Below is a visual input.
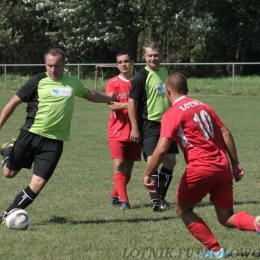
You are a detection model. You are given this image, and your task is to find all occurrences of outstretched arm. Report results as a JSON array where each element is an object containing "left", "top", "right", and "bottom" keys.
[
  {"left": 107, "top": 102, "right": 128, "bottom": 111},
  {"left": 128, "top": 97, "right": 140, "bottom": 143},
  {"left": 82, "top": 89, "right": 116, "bottom": 104},
  {"left": 0, "top": 95, "right": 23, "bottom": 131},
  {"left": 220, "top": 125, "right": 244, "bottom": 182}
]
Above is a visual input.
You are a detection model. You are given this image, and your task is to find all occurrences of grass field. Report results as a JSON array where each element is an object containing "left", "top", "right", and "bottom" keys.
[
  {"left": 2, "top": 74, "right": 260, "bottom": 96},
  {"left": 0, "top": 92, "right": 260, "bottom": 259}
]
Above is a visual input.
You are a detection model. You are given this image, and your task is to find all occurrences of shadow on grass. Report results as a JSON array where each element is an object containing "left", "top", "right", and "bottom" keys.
[
  {"left": 132, "top": 203, "right": 175, "bottom": 209},
  {"left": 196, "top": 200, "right": 259, "bottom": 208},
  {"left": 34, "top": 215, "right": 176, "bottom": 226},
  {"left": 34, "top": 201, "right": 259, "bottom": 226}
]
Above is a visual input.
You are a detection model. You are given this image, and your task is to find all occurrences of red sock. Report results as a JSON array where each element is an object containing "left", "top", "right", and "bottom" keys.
[
  {"left": 187, "top": 219, "right": 221, "bottom": 252},
  {"left": 111, "top": 176, "right": 131, "bottom": 198},
  {"left": 113, "top": 173, "right": 129, "bottom": 202},
  {"left": 233, "top": 211, "right": 255, "bottom": 231},
  {"left": 111, "top": 187, "right": 118, "bottom": 197}
]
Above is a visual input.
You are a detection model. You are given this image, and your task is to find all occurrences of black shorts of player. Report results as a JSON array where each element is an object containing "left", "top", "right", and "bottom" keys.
[
  {"left": 139, "top": 120, "right": 179, "bottom": 161},
  {"left": 7, "top": 130, "right": 63, "bottom": 181}
]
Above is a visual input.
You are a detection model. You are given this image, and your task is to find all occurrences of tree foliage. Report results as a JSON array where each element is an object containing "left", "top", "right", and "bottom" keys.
[{"left": 0, "top": 0, "right": 259, "bottom": 76}]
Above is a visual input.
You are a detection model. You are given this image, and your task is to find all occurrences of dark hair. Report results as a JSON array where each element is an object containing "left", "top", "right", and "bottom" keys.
[
  {"left": 142, "top": 42, "right": 162, "bottom": 54},
  {"left": 44, "top": 48, "right": 65, "bottom": 62},
  {"left": 116, "top": 50, "right": 134, "bottom": 61}
]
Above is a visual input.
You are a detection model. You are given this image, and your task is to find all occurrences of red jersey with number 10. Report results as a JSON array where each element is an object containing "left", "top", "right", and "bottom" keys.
[
  {"left": 160, "top": 96, "right": 232, "bottom": 178},
  {"left": 106, "top": 75, "right": 133, "bottom": 141}
]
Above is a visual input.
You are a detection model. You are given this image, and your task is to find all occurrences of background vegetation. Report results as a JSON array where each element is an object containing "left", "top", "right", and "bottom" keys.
[
  {"left": 0, "top": 0, "right": 260, "bottom": 77},
  {"left": 0, "top": 93, "right": 259, "bottom": 259}
]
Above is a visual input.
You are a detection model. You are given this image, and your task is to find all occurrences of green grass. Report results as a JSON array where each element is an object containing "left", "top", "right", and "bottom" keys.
[
  {"left": 188, "top": 76, "right": 260, "bottom": 95},
  {"left": 2, "top": 74, "right": 260, "bottom": 95},
  {"left": 0, "top": 93, "right": 260, "bottom": 259}
]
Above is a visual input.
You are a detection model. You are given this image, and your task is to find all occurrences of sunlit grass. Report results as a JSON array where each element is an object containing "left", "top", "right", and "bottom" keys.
[
  {"left": 2, "top": 74, "right": 260, "bottom": 96},
  {"left": 0, "top": 93, "right": 259, "bottom": 259}
]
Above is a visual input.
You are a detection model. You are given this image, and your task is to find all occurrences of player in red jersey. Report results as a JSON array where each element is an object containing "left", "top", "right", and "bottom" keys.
[
  {"left": 143, "top": 73, "right": 260, "bottom": 258},
  {"left": 106, "top": 51, "right": 141, "bottom": 210}
]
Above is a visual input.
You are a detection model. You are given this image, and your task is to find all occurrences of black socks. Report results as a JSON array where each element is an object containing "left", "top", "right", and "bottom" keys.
[
  {"left": 5, "top": 185, "right": 38, "bottom": 213},
  {"left": 158, "top": 166, "right": 173, "bottom": 199}
]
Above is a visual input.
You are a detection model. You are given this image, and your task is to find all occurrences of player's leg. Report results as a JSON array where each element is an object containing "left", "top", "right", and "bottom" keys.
[
  {"left": 1, "top": 134, "right": 63, "bottom": 224},
  {"left": 211, "top": 178, "right": 256, "bottom": 232},
  {"left": 109, "top": 141, "right": 122, "bottom": 206},
  {"left": 3, "top": 174, "right": 45, "bottom": 217},
  {"left": 175, "top": 172, "right": 226, "bottom": 258},
  {"left": 215, "top": 206, "right": 256, "bottom": 231},
  {"left": 117, "top": 159, "right": 135, "bottom": 210},
  {"left": 0, "top": 131, "right": 34, "bottom": 224},
  {"left": 140, "top": 121, "right": 162, "bottom": 211},
  {"left": 175, "top": 199, "right": 225, "bottom": 257},
  {"left": 146, "top": 154, "right": 161, "bottom": 211},
  {"left": 109, "top": 157, "right": 121, "bottom": 207},
  {"left": 1, "top": 138, "right": 21, "bottom": 178},
  {"left": 109, "top": 140, "right": 132, "bottom": 209},
  {"left": 2, "top": 164, "right": 20, "bottom": 178},
  {"left": 158, "top": 157, "right": 176, "bottom": 209},
  {"left": 1, "top": 130, "right": 38, "bottom": 176},
  {"left": 108, "top": 141, "right": 119, "bottom": 205},
  {"left": 112, "top": 159, "right": 130, "bottom": 198},
  {"left": 158, "top": 141, "right": 178, "bottom": 209},
  {"left": 116, "top": 142, "right": 141, "bottom": 210},
  {"left": 143, "top": 135, "right": 162, "bottom": 211}
]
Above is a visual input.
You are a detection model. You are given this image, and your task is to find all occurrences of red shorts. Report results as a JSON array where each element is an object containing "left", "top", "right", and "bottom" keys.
[
  {"left": 108, "top": 140, "right": 141, "bottom": 161},
  {"left": 176, "top": 170, "right": 233, "bottom": 208}
]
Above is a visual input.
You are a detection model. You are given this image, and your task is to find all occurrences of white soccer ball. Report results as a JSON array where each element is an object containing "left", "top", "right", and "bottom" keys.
[{"left": 6, "top": 209, "right": 30, "bottom": 230}]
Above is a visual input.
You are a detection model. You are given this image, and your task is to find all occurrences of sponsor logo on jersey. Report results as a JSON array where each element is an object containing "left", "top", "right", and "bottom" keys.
[
  {"left": 156, "top": 84, "right": 166, "bottom": 94},
  {"left": 51, "top": 88, "right": 72, "bottom": 97},
  {"left": 117, "top": 92, "right": 129, "bottom": 99}
]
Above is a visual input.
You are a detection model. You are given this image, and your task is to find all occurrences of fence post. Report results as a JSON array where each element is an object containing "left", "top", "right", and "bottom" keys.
[
  {"left": 232, "top": 64, "right": 235, "bottom": 94},
  {"left": 4, "top": 65, "right": 7, "bottom": 91}
]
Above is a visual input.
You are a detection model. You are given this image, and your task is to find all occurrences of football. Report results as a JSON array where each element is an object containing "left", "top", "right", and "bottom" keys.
[{"left": 5, "top": 209, "right": 30, "bottom": 230}]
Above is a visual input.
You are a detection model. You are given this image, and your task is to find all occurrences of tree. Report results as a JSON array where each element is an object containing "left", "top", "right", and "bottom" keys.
[
  {"left": 0, "top": 0, "right": 52, "bottom": 66},
  {"left": 188, "top": 0, "right": 260, "bottom": 75},
  {"left": 0, "top": 0, "right": 259, "bottom": 77}
]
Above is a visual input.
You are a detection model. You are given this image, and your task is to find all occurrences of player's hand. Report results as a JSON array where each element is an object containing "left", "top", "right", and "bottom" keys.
[
  {"left": 107, "top": 91, "right": 118, "bottom": 104},
  {"left": 143, "top": 175, "right": 156, "bottom": 193},
  {"left": 130, "top": 128, "right": 140, "bottom": 143},
  {"left": 232, "top": 163, "right": 244, "bottom": 182}
]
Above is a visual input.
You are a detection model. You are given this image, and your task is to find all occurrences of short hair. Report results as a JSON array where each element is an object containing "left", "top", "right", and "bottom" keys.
[
  {"left": 142, "top": 42, "right": 162, "bottom": 54},
  {"left": 44, "top": 48, "right": 65, "bottom": 62},
  {"left": 166, "top": 73, "right": 188, "bottom": 95},
  {"left": 116, "top": 50, "right": 134, "bottom": 61}
]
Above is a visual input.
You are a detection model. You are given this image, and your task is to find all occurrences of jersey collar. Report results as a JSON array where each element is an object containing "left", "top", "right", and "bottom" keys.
[{"left": 172, "top": 95, "right": 187, "bottom": 106}]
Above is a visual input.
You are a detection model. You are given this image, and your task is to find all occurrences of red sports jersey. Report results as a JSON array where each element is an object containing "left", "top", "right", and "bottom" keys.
[
  {"left": 160, "top": 96, "right": 232, "bottom": 178},
  {"left": 106, "top": 75, "right": 132, "bottom": 141}
]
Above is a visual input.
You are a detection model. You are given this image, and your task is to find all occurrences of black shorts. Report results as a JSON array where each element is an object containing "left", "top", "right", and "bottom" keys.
[
  {"left": 139, "top": 120, "right": 179, "bottom": 161},
  {"left": 7, "top": 130, "right": 63, "bottom": 181}
]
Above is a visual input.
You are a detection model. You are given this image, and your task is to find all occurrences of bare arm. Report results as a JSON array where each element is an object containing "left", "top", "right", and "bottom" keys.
[
  {"left": 143, "top": 137, "right": 172, "bottom": 191},
  {"left": 128, "top": 97, "right": 140, "bottom": 143},
  {"left": 82, "top": 89, "right": 115, "bottom": 104},
  {"left": 0, "top": 95, "right": 23, "bottom": 131},
  {"left": 108, "top": 102, "right": 128, "bottom": 111},
  {"left": 220, "top": 125, "right": 244, "bottom": 182}
]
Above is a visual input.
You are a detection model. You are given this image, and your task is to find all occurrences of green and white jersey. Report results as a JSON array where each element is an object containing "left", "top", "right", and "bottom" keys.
[
  {"left": 129, "top": 67, "right": 169, "bottom": 122},
  {"left": 16, "top": 72, "right": 88, "bottom": 141}
]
